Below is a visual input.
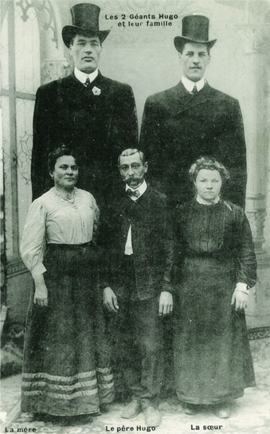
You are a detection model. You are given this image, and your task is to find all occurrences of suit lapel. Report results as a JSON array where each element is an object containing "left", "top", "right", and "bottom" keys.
[
  {"left": 118, "top": 183, "right": 152, "bottom": 213},
  {"left": 169, "top": 81, "right": 213, "bottom": 117},
  {"left": 137, "top": 184, "right": 152, "bottom": 202},
  {"left": 92, "top": 72, "right": 114, "bottom": 114},
  {"left": 62, "top": 73, "right": 88, "bottom": 97},
  {"left": 60, "top": 72, "right": 108, "bottom": 112}
]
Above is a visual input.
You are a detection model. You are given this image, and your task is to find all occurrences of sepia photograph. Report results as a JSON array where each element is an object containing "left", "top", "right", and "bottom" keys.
[{"left": 1, "top": 0, "right": 270, "bottom": 433}]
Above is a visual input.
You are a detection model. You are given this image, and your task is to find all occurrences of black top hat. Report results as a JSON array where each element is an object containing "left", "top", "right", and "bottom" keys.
[
  {"left": 174, "top": 15, "right": 216, "bottom": 52},
  {"left": 62, "top": 3, "right": 110, "bottom": 47}
]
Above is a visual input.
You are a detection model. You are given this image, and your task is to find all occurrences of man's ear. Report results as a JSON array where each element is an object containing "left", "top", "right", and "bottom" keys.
[{"left": 144, "top": 162, "right": 148, "bottom": 173}]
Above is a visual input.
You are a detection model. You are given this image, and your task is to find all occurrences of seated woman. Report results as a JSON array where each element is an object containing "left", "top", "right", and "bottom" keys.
[
  {"left": 20, "top": 146, "right": 114, "bottom": 424},
  {"left": 172, "top": 157, "right": 257, "bottom": 418}
]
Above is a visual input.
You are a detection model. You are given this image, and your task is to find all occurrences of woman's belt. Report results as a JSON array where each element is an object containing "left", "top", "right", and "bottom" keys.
[
  {"left": 45, "top": 241, "right": 101, "bottom": 272},
  {"left": 47, "top": 241, "right": 96, "bottom": 249}
]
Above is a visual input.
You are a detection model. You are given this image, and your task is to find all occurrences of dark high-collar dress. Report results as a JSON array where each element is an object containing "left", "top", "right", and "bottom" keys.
[{"left": 173, "top": 199, "right": 256, "bottom": 405}]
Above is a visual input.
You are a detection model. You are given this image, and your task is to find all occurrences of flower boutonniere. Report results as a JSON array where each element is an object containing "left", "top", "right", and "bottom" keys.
[{"left": 92, "top": 86, "right": 101, "bottom": 96}]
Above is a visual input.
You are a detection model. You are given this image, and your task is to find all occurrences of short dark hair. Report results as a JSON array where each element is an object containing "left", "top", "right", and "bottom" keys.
[
  {"left": 177, "top": 41, "right": 211, "bottom": 55},
  {"left": 69, "top": 32, "right": 101, "bottom": 47},
  {"left": 189, "top": 157, "right": 230, "bottom": 183},
  {"left": 48, "top": 145, "right": 77, "bottom": 173},
  {"left": 118, "top": 148, "right": 146, "bottom": 166}
]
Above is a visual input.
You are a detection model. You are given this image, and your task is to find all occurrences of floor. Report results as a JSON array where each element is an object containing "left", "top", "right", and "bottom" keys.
[{"left": 1, "top": 338, "right": 270, "bottom": 434}]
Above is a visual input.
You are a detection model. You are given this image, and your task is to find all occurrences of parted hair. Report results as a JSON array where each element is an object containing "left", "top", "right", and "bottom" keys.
[
  {"left": 48, "top": 145, "right": 77, "bottom": 173},
  {"left": 118, "top": 148, "right": 146, "bottom": 166},
  {"left": 189, "top": 157, "right": 230, "bottom": 183}
]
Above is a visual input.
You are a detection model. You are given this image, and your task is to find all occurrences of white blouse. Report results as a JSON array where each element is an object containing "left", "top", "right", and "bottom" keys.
[{"left": 20, "top": 188, "right": 99, "bottom": 278}]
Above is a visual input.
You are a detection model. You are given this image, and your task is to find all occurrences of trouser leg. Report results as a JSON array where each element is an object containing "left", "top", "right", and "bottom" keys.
[
  {"left": 129, "top": 297, "right": 164, "bottom": 409},
  {"left": 111, "top": 256, "right": 164, "bottom": 408}
]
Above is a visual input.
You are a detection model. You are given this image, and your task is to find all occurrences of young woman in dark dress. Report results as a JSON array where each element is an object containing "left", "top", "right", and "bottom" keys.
[
  {"left": 20, "top": 146, "right": 114, "bottom": 424},
  {"left": 173, "top": 157, "right": 257, "bottom": 418}
]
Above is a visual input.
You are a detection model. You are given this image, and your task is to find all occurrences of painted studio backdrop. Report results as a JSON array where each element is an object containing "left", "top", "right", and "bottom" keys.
[{"left": 1, "top": 0, "right": 270, "bottom": 339}]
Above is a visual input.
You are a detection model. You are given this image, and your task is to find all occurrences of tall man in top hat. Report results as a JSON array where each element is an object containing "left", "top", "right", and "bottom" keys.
[
  {"left": 140, "top": 15, "right": 247, "bottom": 208},
  {"left": 31, "top": 3, "right": 138, "bottom": 205}
]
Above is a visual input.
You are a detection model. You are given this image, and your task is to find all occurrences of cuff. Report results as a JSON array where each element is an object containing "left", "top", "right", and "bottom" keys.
[
  {"left": 235, "top": 282, "right": 249, "bottom": 295},
  {"left": 236, "top": 282, "right": 249, "bottom": 291},
  {"left": 162, "top": 281, "right": 173, "bottom": 294}
]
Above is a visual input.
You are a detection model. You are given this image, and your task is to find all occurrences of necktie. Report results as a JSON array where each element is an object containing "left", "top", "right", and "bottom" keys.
[
  {"left": 191, "top": 85, "right": 198, "bottom": 95},
  {"left": 84, "top": 77, "right": 91, "bottom": 89},
  {"left": 126, "top": 189, "right": 140, "bottom": 198}
]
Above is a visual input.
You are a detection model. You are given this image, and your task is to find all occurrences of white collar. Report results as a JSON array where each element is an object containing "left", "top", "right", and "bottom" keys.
[
  {"left": 182, "top": 76, "right": 206, "bottom": 93},
  {"left": 125, "top": 180, "right": 147, "bottom": 198},
  {"left": 196, "top": 194, "right": 220, "bottom": 205},
  {"left": 74, "top": 68, "right": 98, "bottom": 84}
]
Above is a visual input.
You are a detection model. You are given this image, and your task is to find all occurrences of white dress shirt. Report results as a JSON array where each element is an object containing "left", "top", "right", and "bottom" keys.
[
  {"left": 182, "top": 76, "right": 206, "bottom": 93},
  {"left": 125, "top": 180, "right": 147, "bottom": 255},
  {"left": 74, "top": 68, "right": 98, "bottom": 84},
  {"left": 20, "top": 188, "right": 99, "bottom": 278}
]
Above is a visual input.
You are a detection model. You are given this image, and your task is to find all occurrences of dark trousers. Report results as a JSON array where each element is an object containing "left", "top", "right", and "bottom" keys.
[{"left": 109, "top": 255, "right": 164, "bottom": 409}]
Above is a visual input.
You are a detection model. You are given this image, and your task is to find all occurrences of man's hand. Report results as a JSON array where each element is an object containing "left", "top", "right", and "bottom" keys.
[
  {"left": 231, "top": 289, "right": 248, "bottom": 310},
  {"left": 159, "top": 291, "right": 173, "bottom": 316},
  {"left": 33, "top": 274, "right": 48, "bottom": 307},
  {"left": 103, "top": 287, "right": 119, "bottom": 313}
]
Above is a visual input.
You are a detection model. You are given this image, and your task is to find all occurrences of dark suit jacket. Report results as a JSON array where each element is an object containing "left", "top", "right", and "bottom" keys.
[
  {"left": 140, "top": 81, "right": 247, "bottom": 208},
  {"left": 31, "top": 71, "right": 138, "bottom": 203},
  {"left": 100, "top": 185, "right": 173, "bottom": 301}
]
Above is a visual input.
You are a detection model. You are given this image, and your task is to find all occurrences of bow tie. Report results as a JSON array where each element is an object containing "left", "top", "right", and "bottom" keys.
[{"left": 126, "top": 189, "right": 140, "bottom": 198}]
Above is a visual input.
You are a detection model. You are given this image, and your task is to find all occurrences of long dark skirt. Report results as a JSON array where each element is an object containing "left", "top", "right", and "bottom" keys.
[
  {"left": 173, "top": 257, "right": 255, "bottom": 405},
  {"left": 21, "top": 243, "right": 114, "bottom": 416}
]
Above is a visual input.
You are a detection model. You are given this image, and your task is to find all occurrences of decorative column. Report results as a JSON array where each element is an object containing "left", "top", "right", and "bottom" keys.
[
  {"left": 35, "top": 0, "right": 71, "bottom": 84},
  {"left": 237, "top": 17, "right": 270, "bottom": 331},
  {"left": 239, "top": 25, "right": 270, "bottom": 269}
]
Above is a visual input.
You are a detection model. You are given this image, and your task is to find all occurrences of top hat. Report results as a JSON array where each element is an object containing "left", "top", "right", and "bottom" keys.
[
  {"left": 62, "top": 3, "right": 110, "bottom": 47},
  {"left": 174, "top": 15, "right": 216, "bottom": 52}
]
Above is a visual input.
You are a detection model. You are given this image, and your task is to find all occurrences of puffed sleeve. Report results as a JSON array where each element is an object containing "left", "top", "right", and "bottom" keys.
[
  {"left": 234, "top": 206, "right": 257, "bottom": 287},
  {"left": 20, "top": 199, "right": 47, "bottom": 279}
]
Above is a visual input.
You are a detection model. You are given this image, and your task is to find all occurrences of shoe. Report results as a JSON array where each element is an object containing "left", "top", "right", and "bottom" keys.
[
  {"left": 57, "top": 414, "right": 93, "bottom": 426},
  {"left": 79, "top": 414, "right": 94, "bottom": 425},
  {"left": 121, "top": 400, "right": 142, "bottom": 419},
  {"left": 143, "top": 406, "right": 162, "bottom": 427},
  {"left": 32, "top": 413, "right": 48, "bottom": 422},
  {"left": 183, "top": 403, "right": 199, "bottom": 415},
  {"left": 214, "top": 403, "right": 231, "bottom": 418},
  {"left": 99, "top": 404, "right": 110, "bottom": 413}
]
